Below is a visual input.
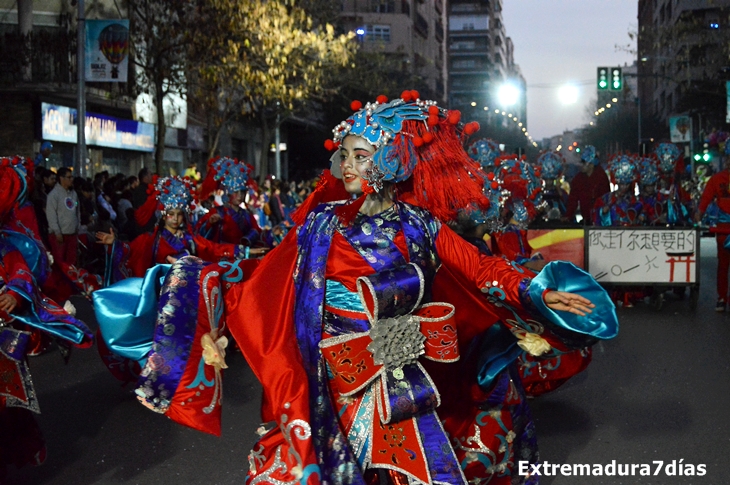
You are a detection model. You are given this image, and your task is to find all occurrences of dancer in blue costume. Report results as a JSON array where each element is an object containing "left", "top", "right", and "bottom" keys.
[{"left": 130, "top": 92, "right": 619, "bottom": 485}]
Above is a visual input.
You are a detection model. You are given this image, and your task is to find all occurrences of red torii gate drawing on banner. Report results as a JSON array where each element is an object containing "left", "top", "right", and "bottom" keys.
[{"left": 665, "top": 252, "right": 696, "bottom": 283}]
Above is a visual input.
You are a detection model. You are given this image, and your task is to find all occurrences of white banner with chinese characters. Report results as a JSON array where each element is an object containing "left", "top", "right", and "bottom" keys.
[{"left": 586, "top": 228, "right": 698, "bottom": 284}]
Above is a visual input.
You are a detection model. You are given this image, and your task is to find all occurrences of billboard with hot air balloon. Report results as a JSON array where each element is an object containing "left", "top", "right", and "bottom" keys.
[{"left": 85, "top": 20, "right": 130, "bottom": 82}]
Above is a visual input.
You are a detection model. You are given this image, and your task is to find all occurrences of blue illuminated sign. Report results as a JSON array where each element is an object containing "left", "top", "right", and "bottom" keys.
[{"left": 41, "top": 102, "right": 156, "bottom": 152}]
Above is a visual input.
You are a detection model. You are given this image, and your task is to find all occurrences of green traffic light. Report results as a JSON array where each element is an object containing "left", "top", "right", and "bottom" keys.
[
  {"left": 703, "top": 153, "right": 711, "bottom": 162},
  {"left": 694, "top": 154, "right": 702, "bottom": 161},
  {"left": 599, "top": 81, "right": 607, "bottom": 88},
  {"left": 613, "top": 81, "right": 620, "bottom": 89},
  {"left": 575, "top": 147, "right": 581, "bottom": 153}
]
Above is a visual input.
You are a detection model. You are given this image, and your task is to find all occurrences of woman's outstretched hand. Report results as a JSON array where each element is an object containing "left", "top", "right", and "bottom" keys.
[
  {"left": 544, "top": 290, "right": 595, "bottom": 316},
  {"left": 95, "top": 227, "right": 115, "bottom": 245}
]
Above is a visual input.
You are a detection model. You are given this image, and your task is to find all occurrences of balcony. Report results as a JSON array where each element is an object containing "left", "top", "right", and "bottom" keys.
[{"left": 414, "top": 12, "right": 429, "bottom": 38}]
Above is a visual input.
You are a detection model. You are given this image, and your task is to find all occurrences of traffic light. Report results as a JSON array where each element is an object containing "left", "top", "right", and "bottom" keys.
[
  {"left": 597, "top": 67, "right": 609, "bottom": 90},
  {"left": 610, "top": 67, "right": 623, "bottom": 91}
]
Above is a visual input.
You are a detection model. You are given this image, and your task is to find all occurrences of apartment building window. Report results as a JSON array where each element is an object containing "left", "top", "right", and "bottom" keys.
[
  {"left": 494, "top": 35, "right": 502, "bottom": 46},
  {"left": 365, "top": 24, "right": 391, "bottom": 42},
  {"left": 453, "top": 59, "right": 477, "bottom": 69},
  {"left": 451, "top": 40, "right": 476, "bottom": 50},
  {"left": 449, "top": 15, "right": 488, "bottom": 31},
  {"left": 371, "top": 0, "right": 395, "bottom": 13}
]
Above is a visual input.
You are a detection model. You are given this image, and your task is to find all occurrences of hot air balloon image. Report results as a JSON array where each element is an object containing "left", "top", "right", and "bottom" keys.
[{"left": 98, "top": 23, "right": 129, "bottom": 79}]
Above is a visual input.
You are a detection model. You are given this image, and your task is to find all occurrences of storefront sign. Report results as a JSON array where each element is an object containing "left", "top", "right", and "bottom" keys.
[{"left": 41, "top": 102, "right": 155, "bottom": 152}]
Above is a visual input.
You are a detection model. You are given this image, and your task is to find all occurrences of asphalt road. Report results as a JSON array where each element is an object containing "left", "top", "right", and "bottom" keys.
[{"left": 5, "top": 236, "right": 729, "bottom": 485}]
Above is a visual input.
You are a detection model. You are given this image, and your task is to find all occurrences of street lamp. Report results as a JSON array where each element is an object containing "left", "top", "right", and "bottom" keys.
[
  {"left": 497, "top": 84, "right": 520, "bottom": 107},
  {"left": 558, "top": 85, "right": 579, "bottom": 105}
]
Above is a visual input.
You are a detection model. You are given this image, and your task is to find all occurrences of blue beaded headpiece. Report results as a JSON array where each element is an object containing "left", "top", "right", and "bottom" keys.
[
  {"left": 608, "top": 155, "right": 638, "bottom": 185},
  {"left": 467, "top": 138, "right": 501, "bottom": 172},
  {"left": 493, "top": 156, "right": 545, "bottom": 228},
  {"left": 329, "top": 98, "right": 432, "bottom": 183},
  {"left": 211, "top": 157, "right": 252, "bottom": 193},
  {"left": 536, "top": 151, "right": 565, "bottom": 180},
  {"left": 156, "top": 176, "right": 193, "bottom": 211},
  {"left": 654, "top": 143, "right": 680, "bottom": 174},
  {"left": 581, "top": 145, "right": 599, "bottom": 166},
  {"left": 638, "top": 157, "right": 659, "bottom": 185}
]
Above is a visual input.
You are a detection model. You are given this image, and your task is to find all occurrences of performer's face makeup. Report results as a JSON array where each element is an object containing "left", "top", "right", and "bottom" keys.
[
  {"left": 229, "top": 190, "right": 244, "bottom": 207},
  {"left": 339, "top": 135, "right": 375, "bottom": 195},
  {"left": 165, "top": 209, "right": 185, "bottom": 231}
]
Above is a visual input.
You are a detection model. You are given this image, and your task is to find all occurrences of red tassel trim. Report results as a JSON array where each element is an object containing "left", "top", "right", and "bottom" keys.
[{"left": 334, "top": 193, "right": 367, "bottom": 226}]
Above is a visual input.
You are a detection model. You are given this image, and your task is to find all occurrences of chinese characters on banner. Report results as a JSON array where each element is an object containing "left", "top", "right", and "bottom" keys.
[{"left": 587, "top": 228, "right": 697, "bottom": 284}]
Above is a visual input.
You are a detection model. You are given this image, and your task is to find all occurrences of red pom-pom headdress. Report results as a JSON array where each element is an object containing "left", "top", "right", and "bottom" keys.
[{"left": 322, "top": 92, "right": 488, "bottom": 225}]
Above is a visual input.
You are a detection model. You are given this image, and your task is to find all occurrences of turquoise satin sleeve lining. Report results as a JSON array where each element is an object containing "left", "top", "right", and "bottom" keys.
[
  {"left": 93, "top": 264, "right": 170, "bottom": 362},
  {"left": 528, "top": 261, "right": 618, "bottom": 340},
  {"left": 325, "top": 280, "right": 364, "bottom": 312}
]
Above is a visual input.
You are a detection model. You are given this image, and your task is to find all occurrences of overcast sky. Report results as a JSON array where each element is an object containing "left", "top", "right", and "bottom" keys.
[{"left": 502, "top": 0, "right": 638, "bottom": 141}]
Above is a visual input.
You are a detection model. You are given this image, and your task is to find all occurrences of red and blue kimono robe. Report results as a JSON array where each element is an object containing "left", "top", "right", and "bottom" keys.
[
  {"left": 128, "top": 200, "right": 616, "bottom": 485},
  {"left": 195, "top": 205, "right": 262, "bottom": 247},
  {"left": 1, "top": 235, "right": 93, "bottom": 471},
  {"left": 592, "top": 191, "right": 643, "bottom": 227}
]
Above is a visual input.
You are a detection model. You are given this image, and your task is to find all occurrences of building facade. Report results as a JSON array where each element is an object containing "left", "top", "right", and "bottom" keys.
[
  {"left": 638, "top": 0, "right": 730, "bottom": 142},
  {"left": 338, "top": 0, "right": 447, "bottom": 102},
  {"left": 446, "top": 0, "right": 527, "bottom": 148}
]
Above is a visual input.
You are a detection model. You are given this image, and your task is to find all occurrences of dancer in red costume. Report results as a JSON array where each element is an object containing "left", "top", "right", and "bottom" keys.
[
  {"left": 132, "top": 93, "right": 618, "bottom": 485},
  {"left": 95, "top": 176, "right": 266, "bottom": 284},
  {"left": 195, "top": 157, "right": 264, "bottom": 247},
  {"left": 0, "top": 156, "right": 93, "bottom": 479}
]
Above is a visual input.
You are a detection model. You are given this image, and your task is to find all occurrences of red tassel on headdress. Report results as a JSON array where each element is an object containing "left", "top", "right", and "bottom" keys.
[
  {"left": 290, "top": 169, "right": 350, "bottom": 226},
  {"left": 393, "top": 119, "right": 489, "bottom": 222}
]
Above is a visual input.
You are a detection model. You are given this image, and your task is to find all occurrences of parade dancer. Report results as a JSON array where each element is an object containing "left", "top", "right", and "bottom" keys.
[
  {"left": 488, "top": 155, "right": 548, "bottom": 272},
  {"left": 565, "top": 145, "right": 611, "bottom": 224},
  {"left": 536, "top": 151, "right": 568, "bottom": 222},
  {"left": 195, "top": 157, "right": 265, "bottom": 247},
  {"left": 132, "top": 92, "right": 618, "bottom": 485},
  {"left": 92, "top": 176, "right": 265, "bottom": 383},
  {"left": 0, "top": 156, "right": 93, "bottom": 478},
  {"left": 467, "top": 137, "right": 501, "bottom": 174},
  {"left": 655, "top": 143, "right": 693, "bottom": 226}
]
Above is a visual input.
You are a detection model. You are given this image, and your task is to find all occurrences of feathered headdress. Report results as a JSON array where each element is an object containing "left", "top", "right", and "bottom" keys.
[
  {"left": 467, "top": 138, "right": 501, "bottom": 172},
  {"left": 134, "top": 176, "right": 195, "bottom": 227},
  {"left": 536, "top": 151, "right": 565, "bottom": 180},
  {"left": 324, "top": 90, "right": 483, "bottom": 225},
  {"left": 0, "top": 155, "right": 33, "bottom": 220},
  {"left": 607, "top": 155, "right": 638, "bottom": 185},
  {"left": 492, "top": 155, "right": 546, "bottom": 229}
]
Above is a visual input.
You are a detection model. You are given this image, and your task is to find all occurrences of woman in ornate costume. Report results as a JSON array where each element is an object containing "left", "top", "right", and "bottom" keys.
[
  {"left": 0, "top": 156, "right": 93, "bottom": 478},
  {"left": 487, "top": 155, "right": 548, "bottom": 272},
  {"left": 93, "top": 176, "right": 265, "bottom": 383},
  {"left": 592, "top": 155, "right": 642, "bottom": 227},
  {"left": 195, "top": 157, "right": 264, "bottom": 247},
  {"left": 96, "top": 176, "right": 265, "bottom": 284},
  {"left": 134, "top": 92, "right": 618, "bottom": 485},
  {"left": 536, "top": 151, "right": 568, "bottom": 222}
]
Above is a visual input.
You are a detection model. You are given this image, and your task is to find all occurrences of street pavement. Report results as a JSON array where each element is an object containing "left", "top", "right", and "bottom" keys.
[{"left": 5, "top": 236, "right": 729, "bottom": 485}]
